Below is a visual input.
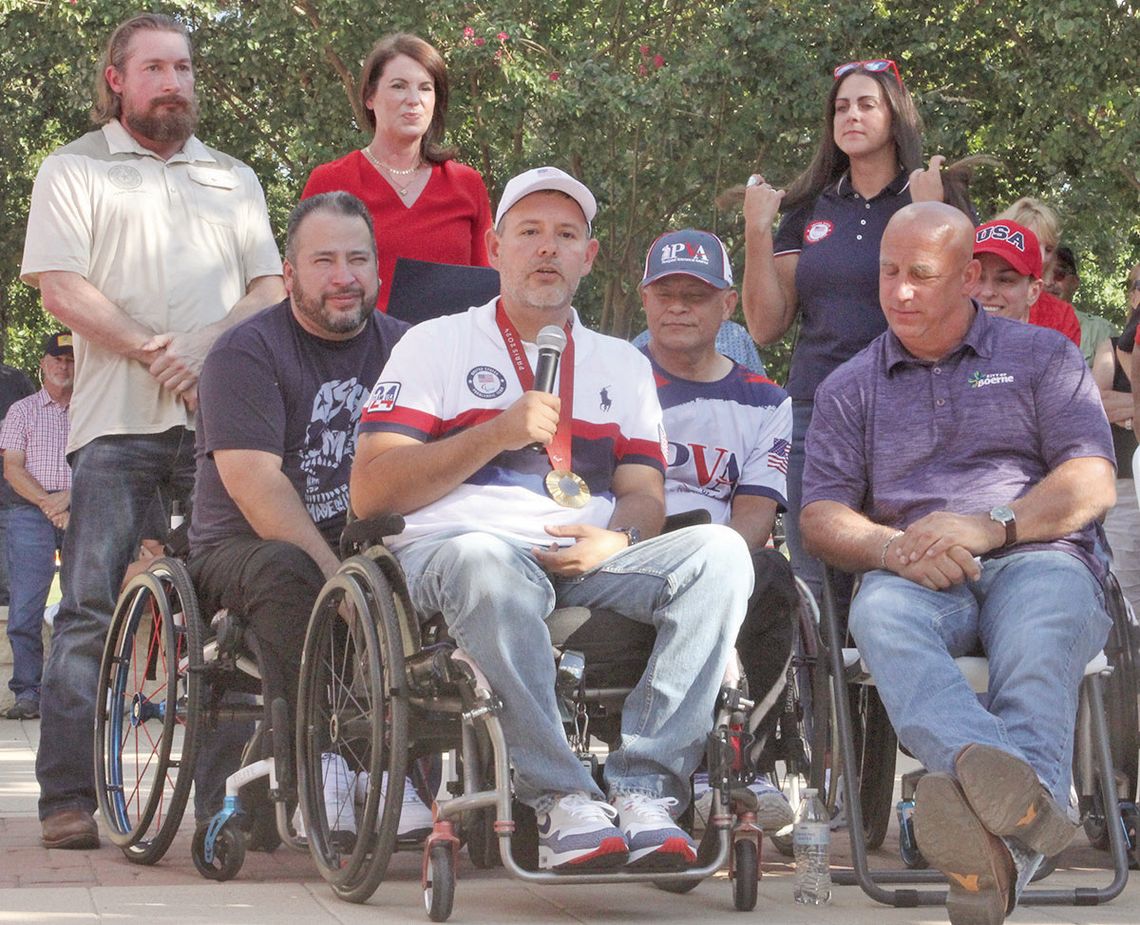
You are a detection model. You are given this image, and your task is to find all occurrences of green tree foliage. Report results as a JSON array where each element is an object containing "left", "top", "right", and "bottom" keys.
[{"left": 1, "top": 0, "right": 1137, "bottom": 381}]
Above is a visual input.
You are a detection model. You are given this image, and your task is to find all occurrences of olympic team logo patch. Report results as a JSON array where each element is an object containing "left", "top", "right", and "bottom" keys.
[
  {"left": 467, "top": 366, "right": 507, "bottom": 399},
  {"left": 364, "top": 381, "right": 400, "bottom": 413},
  {"left": 804, "top": 220, "right": 834, "bottom": 244}
]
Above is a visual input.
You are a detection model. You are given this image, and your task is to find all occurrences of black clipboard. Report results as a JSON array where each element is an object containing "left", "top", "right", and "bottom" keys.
[{"left": 386, "top": 257, "right": 501, "bottom": 324}]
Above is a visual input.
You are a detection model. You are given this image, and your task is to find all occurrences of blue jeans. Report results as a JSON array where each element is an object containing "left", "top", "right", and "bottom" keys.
[
  {"left": 850, "top": 551, "right": 1111, "bottom": 802},
  {"left": 36, "top": 428, "right": 196, "bottom": 820},
  {"left": 2, "top": 505, "right": 64, "bottom": 702},
  {"left": 396, "top": 524, "right": 752, "bottom": 808}
]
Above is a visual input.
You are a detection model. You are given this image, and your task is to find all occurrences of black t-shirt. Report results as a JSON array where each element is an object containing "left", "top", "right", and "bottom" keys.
[
  {"left": 0, "top": 364, "right": 36, "bottom": 509},
  {"left": 189, "top": 300, "right": 407, "bottom": 551}
]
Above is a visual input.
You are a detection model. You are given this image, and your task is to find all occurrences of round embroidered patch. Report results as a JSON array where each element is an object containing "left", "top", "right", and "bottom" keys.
[
  {"left": 466, "top": 366, "right": 507, "bottom": 399},
  {"left": 108, "top": 165, "right": 143, "bottom": 190},
  {"left": 804, "top": 220, "right": 834, "bottom": 244}
]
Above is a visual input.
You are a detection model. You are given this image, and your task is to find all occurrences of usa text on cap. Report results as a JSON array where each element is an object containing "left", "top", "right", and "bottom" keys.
[{"left": 974, "top": 220, "right": 1042, "bottom": 279}]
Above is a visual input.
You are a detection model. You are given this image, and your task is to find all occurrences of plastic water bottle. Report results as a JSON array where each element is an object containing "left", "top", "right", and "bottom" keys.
[{"left": 793, "top": 787, "right": 832, "bottom": 904}]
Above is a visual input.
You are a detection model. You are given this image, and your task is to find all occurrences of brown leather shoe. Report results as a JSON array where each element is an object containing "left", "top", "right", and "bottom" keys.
[
  {"left": 955, "top": 744, "right": 1077, "bottom": 857},
  {"left": 42, "top": 809, "right": 101, "bottom": 850},
  {"left": 914, "top": 773, "right": 1013, "bottom": 925}
]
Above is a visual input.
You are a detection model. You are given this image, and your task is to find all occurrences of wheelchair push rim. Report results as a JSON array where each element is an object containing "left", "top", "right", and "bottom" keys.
[{"left": 95, "top": 557, "right": 203, "bottom": 863}]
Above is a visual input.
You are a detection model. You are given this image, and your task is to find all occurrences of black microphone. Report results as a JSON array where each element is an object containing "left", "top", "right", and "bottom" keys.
[
  {"left": 533, "top": 325, "right": 567, "bottom": 393},
  {"left": 530, "top": 325, "right": 567, "bottom": 451}
]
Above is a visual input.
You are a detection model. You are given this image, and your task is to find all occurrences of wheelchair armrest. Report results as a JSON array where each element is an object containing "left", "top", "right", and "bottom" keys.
[
  {"left": 662, "top": 509, "right": 712, "bottom": 533},
  {"left": 339, "top": 512, "right": 406, "bottom": 558}
]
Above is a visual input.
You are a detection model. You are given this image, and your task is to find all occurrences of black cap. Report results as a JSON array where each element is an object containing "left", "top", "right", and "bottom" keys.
[{"left": 42, "top": 332, "right": 74, "bottom": 357}]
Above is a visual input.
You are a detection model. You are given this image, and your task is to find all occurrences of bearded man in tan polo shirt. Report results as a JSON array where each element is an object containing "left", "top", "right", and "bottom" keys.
[{"left": 20, "top": 12, "right": 284, "bottom": 849}]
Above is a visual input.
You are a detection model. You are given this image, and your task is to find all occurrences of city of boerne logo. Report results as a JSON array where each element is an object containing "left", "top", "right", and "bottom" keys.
[
  {"left": 804, "top": 220, "right": 833, "bottom": 244},
  {"left": 968, "top": 370, "right": 1015, "bottom": 389},
  {"left": 467, "top": 365, "right": 507, "bottom": 399},
  {"left": 659, "top": 241, "right": 709, "bottom": 266}
]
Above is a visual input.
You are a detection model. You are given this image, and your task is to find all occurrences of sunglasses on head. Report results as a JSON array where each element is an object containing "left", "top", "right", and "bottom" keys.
[{"left": 834, "top": 59, "right": 903, "bottom": 88}]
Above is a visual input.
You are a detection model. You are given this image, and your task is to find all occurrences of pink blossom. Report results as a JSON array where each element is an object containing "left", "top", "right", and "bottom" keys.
[
  {"left": 494, "top": 49, "right": 503, "bottom": 61},
  {"left": 463, "top": 26, "right": 475, "bottom": 38},
  {"left": 549, "top": 71, "right": 561, "bottom": 81},
  {"left": 653, "top": 54, "right": 665, "bottom": 68},
  {"left": 474, "top": 37, "right": 486, "bottom": 46},
  {"left": 640, "top": 45, "right": 650, "bottom": 56},
  {"left": 497, "top": 32, "right": 509, "bottom": 41},
  {"left": 638, "top": 63, "right": 648, "bottom": 76}
]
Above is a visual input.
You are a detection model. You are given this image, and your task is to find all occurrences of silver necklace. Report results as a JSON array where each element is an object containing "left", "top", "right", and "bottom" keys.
[{"left": 361, "top": 147, "right": 422, "bottom": 196}]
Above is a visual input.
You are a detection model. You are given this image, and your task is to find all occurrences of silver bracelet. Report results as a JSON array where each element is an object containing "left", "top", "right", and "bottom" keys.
[{"left": 880, "top": 530, "right": 904, "bottom": 570}]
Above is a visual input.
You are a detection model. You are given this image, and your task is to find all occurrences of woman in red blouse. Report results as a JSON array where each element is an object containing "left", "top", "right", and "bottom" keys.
[{"left": 302, "top": 33, "right": 493, "bottom": 312}]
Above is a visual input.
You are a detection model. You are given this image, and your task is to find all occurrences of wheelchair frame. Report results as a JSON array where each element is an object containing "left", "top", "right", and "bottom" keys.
[
  {"left": 293, "top": 518, "right": 769, "bottom": 920},
  {"left": 817, "top": 564, "right": 1134, "bottom": 909}
]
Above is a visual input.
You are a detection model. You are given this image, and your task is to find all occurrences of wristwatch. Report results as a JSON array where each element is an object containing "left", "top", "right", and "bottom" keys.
[
  {"left": 988, "top": 505, "right": 1016, "bottom": 546},
  {"left": 615, "top": 526, "right": 641, "bottom": 547}
]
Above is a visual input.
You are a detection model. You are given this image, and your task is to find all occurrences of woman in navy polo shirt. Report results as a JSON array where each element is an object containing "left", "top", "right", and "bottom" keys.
[{"left": 739, "top": 59, "right": 978, "bottom": 599}]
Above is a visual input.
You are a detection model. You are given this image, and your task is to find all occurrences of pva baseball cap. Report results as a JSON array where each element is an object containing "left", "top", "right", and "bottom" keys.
[
  {"left": 495, "top": 166, "right": 597, "bottom": 229},
  {"left": 974, "top": 220, "right": 1042, "bottom": 279},
  {"left": 641, "top": 229, "right": 734, "bottom": 289},
  {"left": 42, "top": 332, "right": 74, "bottom": 357}
]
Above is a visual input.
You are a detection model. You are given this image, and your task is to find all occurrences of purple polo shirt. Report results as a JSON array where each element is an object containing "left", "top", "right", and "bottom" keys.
[
  {"left": 802, "top": 304, "right": 1114, "bottom": 578},
  {"left": 774, "top": 170, "right": 911, "bottom": 400}
]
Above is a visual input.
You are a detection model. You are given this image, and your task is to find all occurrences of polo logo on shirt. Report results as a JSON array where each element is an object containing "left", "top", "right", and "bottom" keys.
[
  {"left": 108, "top": 165, "right": 142, "bottom": 190},
  {"left": 968, "top": 371, "right": 1015, "bottom": 388},
  {"left": 364, "top": 381, "right": 400, "bottom": 412},
  {"left": 804, "top": 220, "right": 834, "bottom": 244},
  {"left": 467, "top": 365, "right": 507, "bottom": 399}
]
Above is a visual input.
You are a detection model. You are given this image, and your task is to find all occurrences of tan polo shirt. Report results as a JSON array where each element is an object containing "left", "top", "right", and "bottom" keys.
[{"left": 21, "top": 121, "right": 282, "bottom": 454}]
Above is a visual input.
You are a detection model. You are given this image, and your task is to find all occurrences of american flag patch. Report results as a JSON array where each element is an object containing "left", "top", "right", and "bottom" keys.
[{"left": 768, "top": 437, "right": 790, "bottom": 474}]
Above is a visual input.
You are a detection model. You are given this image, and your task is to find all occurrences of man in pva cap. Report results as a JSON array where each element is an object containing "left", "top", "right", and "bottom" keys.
[
  {"left": 638, "top": 228, "right": 797, "bottom": 836},
  {"left": 352, "top": 167, "right": 752, "bottom": 872}
]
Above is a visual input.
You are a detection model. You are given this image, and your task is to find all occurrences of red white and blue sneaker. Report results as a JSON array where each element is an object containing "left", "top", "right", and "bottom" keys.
[
  {"left": 536, "top": 792, "right": 629, "bottom": 872},
  {"left": 612, "top": 793, "right": 697, "bottom": 870}
]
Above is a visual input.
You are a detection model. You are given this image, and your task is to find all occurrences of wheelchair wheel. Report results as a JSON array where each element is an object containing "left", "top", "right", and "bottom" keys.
[
  {"left": 297, "top": 554, "right": 409, "bottom": 903},
  {"left": 95, "top": 557, "right": 203, "bottom": 865},
  {"left": 424, "top": 842, "right": 456, "bottom": 922},
  {"left": 1083, "top": 574, "right": 1140, "bottom": 849},
  {"left": 732, "top": 838, "right": 759, "bottom": 911},
  {"left": 854, "top": 685, "right": 897, "bottom": 850},
  {"left": 192, "top": 819, "right": 245, "bottom": 881}
]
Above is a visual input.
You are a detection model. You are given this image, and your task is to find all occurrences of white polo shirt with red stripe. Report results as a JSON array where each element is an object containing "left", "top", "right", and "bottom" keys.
[{"left": 359, "top": 299, "right": 666, "bottom": 549}]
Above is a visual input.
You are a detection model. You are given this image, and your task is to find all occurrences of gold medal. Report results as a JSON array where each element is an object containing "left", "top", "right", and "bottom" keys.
[{"left": 545, "top": 469, "right": 591, "bottom": 509}]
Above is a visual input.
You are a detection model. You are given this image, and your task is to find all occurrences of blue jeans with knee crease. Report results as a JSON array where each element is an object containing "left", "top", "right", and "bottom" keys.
[
  {"left": 396, "top": 524, "right": 752, "bottom": 808},
  {"left": 850, "top": 551, "right": 1111, "bottom": 802}
]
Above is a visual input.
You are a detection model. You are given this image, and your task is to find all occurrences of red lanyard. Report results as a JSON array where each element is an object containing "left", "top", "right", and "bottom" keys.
[{"left": 495, "top": 301, "right": 575, "bottom": 471}]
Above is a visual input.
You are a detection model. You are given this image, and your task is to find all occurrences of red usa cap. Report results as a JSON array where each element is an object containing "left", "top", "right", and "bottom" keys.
[{"left": 974, "top": 220, "right": 1042, "bottom": 279}]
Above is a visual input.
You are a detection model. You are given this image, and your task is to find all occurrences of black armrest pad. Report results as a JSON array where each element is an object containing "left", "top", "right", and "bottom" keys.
[
  {"left": 340, "top": 513, "right": 406, "bottom": 555},
  {"left": 663, "top": 509, "right": 712, "bottom": 533}
]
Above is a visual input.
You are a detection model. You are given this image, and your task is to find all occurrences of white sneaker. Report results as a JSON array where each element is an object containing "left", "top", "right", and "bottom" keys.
[
  {"left": 612, "top": 793, "right": 696, "bottom": 870},
  {"left": 536, "top": 792, "right": 628, "bottom": 871},
  {"left": 321, "top": 752, "right": 357, "bottom": 836},
  {"left": 353, "top": 771, "right": 434, "bottom": 838},
  {"left": 747, "top": 776, "right": 795, "bottom": 832}
]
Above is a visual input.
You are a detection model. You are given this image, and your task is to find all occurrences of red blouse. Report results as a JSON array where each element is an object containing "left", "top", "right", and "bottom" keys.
[{"left": 302, "top": 151, "right": 493, "bottom": 312}]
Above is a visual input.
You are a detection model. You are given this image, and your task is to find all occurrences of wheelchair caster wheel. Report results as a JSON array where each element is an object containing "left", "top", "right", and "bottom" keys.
[
  {"left": 1122, "top": 801, "right": 1140, "bottom": 870},
  {"left": 192, "top": 820, "right": 245, "bottom": 881},
  {"left": 897, "top": 800, "right": 928, "bottom": 870},
  {"left": 424, "top": 843, "right": 455, "bottom": 922},
  {"left": 732, "top": 839, "right": 759, "bottom": 911}
]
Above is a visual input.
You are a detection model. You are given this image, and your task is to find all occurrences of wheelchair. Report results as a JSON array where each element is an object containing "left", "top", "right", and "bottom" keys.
[
  {"left": 291, "top": 514, "right": 773, "bottom": 920},
  {"left": 812, "top": 562, "right": 1136, "bottom": 909},
  {"left": 94, "top": 554, "right": 307, "bottom": 877}
]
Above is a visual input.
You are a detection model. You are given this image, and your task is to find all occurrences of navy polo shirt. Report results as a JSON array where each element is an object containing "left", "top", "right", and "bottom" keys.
[
  {"left": 802, "top": 304, "right": 1114, "bottom": 579},
  {"left": 774, "top": 170, "right": 912, "bottom": 401}
]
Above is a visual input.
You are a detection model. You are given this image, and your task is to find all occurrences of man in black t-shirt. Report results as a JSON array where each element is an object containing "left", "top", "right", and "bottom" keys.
[{"left": 187, "top": 192, "right": 405, "bottom": 820}]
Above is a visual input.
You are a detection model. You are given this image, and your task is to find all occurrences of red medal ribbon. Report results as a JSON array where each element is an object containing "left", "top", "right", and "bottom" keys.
[{"left": 494, "top": 300, "right": 575, "bottom": 471}]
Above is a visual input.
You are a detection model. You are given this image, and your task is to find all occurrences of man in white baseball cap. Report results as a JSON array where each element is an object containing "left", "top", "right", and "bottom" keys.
[{"left": 352, "top": 167, "right": 751, "bottom": 873}]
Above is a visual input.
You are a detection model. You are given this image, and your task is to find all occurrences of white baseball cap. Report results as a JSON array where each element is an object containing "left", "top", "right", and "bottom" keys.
[{"left": 494, "top": 166, "right": 597, "bottom": 229}]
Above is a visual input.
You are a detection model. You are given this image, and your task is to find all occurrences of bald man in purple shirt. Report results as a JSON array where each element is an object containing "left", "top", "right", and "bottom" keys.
[{"left": 800, "top": 202, "right": 1115, "bottom": 925}]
